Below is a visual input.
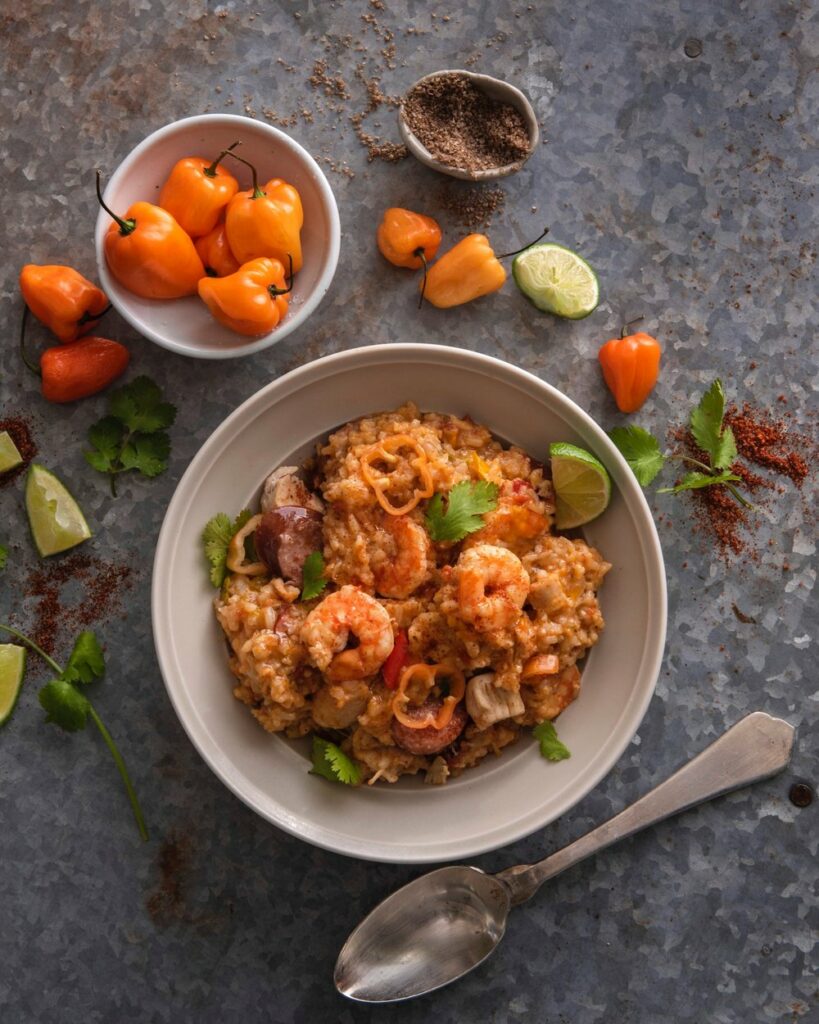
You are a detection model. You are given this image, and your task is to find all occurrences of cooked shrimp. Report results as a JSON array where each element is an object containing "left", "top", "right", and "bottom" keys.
[
  {"left": 301, "top": 585, "right": 394, "bottom": 681},
  {"left": 373, "top": 515, "right": 431, "bottom": 599},
  {"left": 456, "top": 543, "right": 529, "bottom": 632}
]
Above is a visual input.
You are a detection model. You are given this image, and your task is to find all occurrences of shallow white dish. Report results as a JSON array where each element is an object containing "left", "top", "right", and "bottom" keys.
[
  {"left": 152, "top": 345, "right": 666, "bottom": 863},
  {"left": 94, "top": 114, "right": 340, "bottom": 359}
]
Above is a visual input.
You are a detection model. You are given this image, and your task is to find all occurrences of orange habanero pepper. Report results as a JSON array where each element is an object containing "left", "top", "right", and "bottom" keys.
[
  {"left": 96, "top": 171, "right": 205, "bottom": 299},
  {"left": 19, "top": 264, "right": 109, "bottom": 343},
  {"left": 40, "top": 337, "right": 130, "bottom": 403},
  {"left": 224, "top": 154, "right": 303, "bottom": 273},
  {"left": 377, "top": 208, "right": 441, "bottom": 269},
  {"left": 195, "top": 216, "right": 241, "bottom": 278},
  {"left": 198, "top": 257, "right": 292, "bottom": 337},
  {"left": 598, "top": 319, "right": 662, "bottom": 413},
  {"left": 422, "top": 234, "right": 506, "bottom": 308},
  {"left": 158, "top": 141, "right": 240, "bottom": 238}
]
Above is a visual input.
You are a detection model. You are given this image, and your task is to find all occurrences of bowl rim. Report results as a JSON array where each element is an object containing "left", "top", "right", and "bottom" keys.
[
  {"left": 151, "top": 343, "right": 667, "bottom": 862},
  {"left": 398, "top": 69, "right": 540, "bottom": 182},
  {"left": 94, "top": 113, "right": 341, "bottom": 360}
]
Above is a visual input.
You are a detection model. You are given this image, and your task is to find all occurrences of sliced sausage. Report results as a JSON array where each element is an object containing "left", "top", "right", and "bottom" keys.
[
  {"left": 391, "top": 700, "right": 468, "bottom": 755},
  {"left": 255, "top": 506, "right": 323, "bottom": 585}
]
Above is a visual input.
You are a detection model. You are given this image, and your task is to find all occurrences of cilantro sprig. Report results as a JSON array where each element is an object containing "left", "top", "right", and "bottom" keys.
[
  {"left": 425, "top": 479, "right": 499, "bottom": 542},
  {"left": 85, "top": 376, "right": 177, "bottom": 497},
  {"left": 609, "top": 379, "right": 751, "bottom": 507},
  {"left": 202, "top": 509, "right": 252, "bottom": 587},
  {"left": 533, "top": 719, "right": 571, "bottom": 762},
  {"left": 0, "top": 623, "right": 147, "bottom": 841},
  {"left": 301, "top": 551, "right": 328, "bottom": 601},
  {"left": 310, "top": 735, "right": 362, "bottom": 785}
]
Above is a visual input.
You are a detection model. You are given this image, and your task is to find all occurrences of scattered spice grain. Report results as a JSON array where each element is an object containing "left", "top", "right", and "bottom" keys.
[
  {"left": 0, "top": 416, "right": 37, "bottom": 487},
  {"left": 402, "top": 72, "right": 532, "bottom": 172},
  {"left": 436, "top": 183, "right": 507, "bottom": 228}
]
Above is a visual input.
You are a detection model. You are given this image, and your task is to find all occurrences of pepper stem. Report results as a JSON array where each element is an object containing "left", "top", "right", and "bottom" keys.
[
  {"left": 95, "top": 170, "right": 135, "bottom": 235},
  {"left": 268, "top": 254, "right": 295, "bottom": 296},
  {"left": 497, "top": 226, "right": 550, "bottom": 260},
  {"left": 416, "top": 248, "right": 429, "bottom": 309},
  {"left": 19, "top": 306, "right": 42, "bottom": 378},
  {"left": 224, "top": 150, "right": 264, "bottom": 198},
  {"left": 621, "top": 315, "right": 645, "bottom": 338},
  {"left": 204, "top": 139, "right": 242, "bottom": 178}
]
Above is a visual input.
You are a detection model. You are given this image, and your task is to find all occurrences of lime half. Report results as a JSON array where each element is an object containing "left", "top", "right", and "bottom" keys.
[
  {"left": 550, "top": 442, "right": 611, "bottom": 529},
  {"left": 25, "top": 464, "right": 92, "bottom": 557},
  {"left": 0, "top": 431, "right": 23, "bottom": 474},
  {"left": 0, "top": 644, "right": 26, "bottom": 727},
  {"left": 513, "top": 243, "right": 599, "bottom": 319}
]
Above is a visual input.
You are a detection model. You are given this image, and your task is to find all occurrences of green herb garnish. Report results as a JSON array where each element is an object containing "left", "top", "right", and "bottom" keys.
[
  {"left": 301, "top": 551, "right": 328, "bottom": 601},
  {"left": 532, "top": 719, "right": 571, "bottom": 762},
  {"left": 85, "top": 376, "right": 177, "bottom": 496},
  {"left": 424, "top": 479, "right": 499, "bottom": 542},
  {"left": 609, "top": 378, "right": 751, "bottom": 507},
  {"left": 607, "top": 426, "right": 665, "bottom": 486},
  {"left": 202, "top": 509, "right": 253, "bottom": 588},
  {"left": 309, "top": 735, "right": 362, "bottom": 785},
  {"left": 0, "top": 624, "right": 147, "bottom": 840},
  {"left": 0, "top": 544, "right": 7, "bottom": 571}
]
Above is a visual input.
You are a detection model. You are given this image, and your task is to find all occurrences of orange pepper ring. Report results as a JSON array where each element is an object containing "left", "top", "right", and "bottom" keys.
[
  {"left": 360, "top": 434, "right": 434, "bottom": 516},
  {"left": 392, "top": 662, "right": 466, "bottom": 730}
]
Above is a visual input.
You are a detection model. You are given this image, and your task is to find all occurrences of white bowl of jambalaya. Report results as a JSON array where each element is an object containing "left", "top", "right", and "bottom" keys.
[{"left": 152, "top": 345, "right": 666, "bottom": 863}]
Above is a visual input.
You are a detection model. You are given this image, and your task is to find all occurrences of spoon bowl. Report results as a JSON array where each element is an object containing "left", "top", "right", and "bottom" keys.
[{"left": 334, "top": 866, "right": 511, "bottom": 1003}]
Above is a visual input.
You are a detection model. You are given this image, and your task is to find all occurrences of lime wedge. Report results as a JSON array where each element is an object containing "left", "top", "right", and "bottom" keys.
[
  {"left": 0, "top": 644, "right": 26, "bottom": 727},
  {"left": 513, "top": 243, "right": 599, "bottom": 319},
  {"left": 25, "top": 464, "right": 92, "bottom": 557},
  {"left": 550, "top": 442, "right": 611, "bottom": 529},
  {"left": 0, "top": 431, "right": 23, "bottom": 473}
]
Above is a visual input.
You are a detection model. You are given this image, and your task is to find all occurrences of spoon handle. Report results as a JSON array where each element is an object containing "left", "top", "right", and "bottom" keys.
[{"left": 495, "top": 712, "right": 794, "bottom": 905}]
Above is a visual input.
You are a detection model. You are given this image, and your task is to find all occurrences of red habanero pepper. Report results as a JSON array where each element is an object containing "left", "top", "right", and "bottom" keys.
[{"left": 40, "top": 337, "right": 130, "bottom": 403}]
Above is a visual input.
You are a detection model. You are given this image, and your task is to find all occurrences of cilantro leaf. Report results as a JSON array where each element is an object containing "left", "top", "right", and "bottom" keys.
[
  {"left": 301, "top": 551, "right": 328, "bottom": 601},
  {"left": 609, "top": 426, "right": 666, "bottom": 486},
  {"left": 532, "top": 719, "right": 571, "bottom": 762},
  {"left": 690, "top": 379, "right": 737, "bottom": 470},
  {"left": 109, "top": 376, "right": 177, "bottom": 434},
  {"left": 120, "top": 432, "right": 171, "bottom": 477},
  {"left": 309, "top": 736, "right": 362, "bottom": 785},
  {"left": 203, "top": 509, "right": 252, "bottom": 587},
  {"left": 0, "top": 545, "right": 7, "bottom": 571},
  {"left": 39, "top": 679, "right": 90, "bottom": 732},
  {"left": 85, "top": 416, "right": 124, "bottom": 473},
  {"left": 425, "top": 480, "right": 499, "bottom": 542},
  {"left": 61, "top": 631, "right": 105, "bottom": 685},
  {"left": 85, "top": 377, "right": 176, "bottom": 496},
  {"left": 658, "top": 470, "right": 742, "bottom": 495}
]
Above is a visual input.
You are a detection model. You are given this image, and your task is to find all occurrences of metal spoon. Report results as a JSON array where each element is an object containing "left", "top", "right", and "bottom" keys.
[{"left": 335, "top": 712, "right": 794, "bottom": 1003}]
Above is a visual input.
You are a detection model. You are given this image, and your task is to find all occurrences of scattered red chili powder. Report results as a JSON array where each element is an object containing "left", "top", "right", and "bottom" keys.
[
  {"left": 25, "top": 554, "right": 133, "bottom": 655},
  {"left": 0, "top": 416, "right": 37, "bottom": 487},
  {"left": 725, "top": 403, "right": 809, "bottom": 486},
  {"left": 146, "top": 832, "right": 192, "bottom": 924}
]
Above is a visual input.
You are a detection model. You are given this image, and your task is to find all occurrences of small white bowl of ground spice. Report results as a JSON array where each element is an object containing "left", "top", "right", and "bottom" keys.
[{"left": 399, "top": 69, "right": 539, "bottom": 181}]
